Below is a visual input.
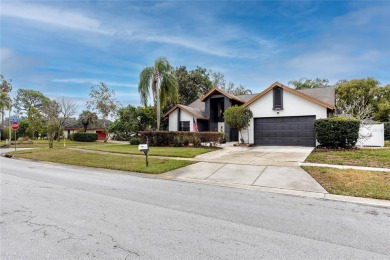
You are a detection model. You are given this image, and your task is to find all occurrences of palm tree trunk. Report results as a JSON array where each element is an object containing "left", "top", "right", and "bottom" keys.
[{"left": 156, "top": 82, "right": 160, "bottom": 130}]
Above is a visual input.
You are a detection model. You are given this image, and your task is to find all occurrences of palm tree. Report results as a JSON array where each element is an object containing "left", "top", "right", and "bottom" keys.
[
  {"left": 79, "top": 110, "right": 98, "bottom": 132},
  {"left": 138, "top": 57, "right": 178, "bottom": 130}
]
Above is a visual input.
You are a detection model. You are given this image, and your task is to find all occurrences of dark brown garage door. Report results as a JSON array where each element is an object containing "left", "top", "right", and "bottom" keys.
[{"left": 254, "top": 116, "right": 316, "bottom": 146}]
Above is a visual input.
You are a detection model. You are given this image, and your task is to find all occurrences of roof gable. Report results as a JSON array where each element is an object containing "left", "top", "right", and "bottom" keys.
[
  {"left": 244, "top": 82, "right": 335, "bottom": 109},
  {"left": 201, "top": 87, "right": 244, "bottom": 103},
  {"left": 164, "top": 104, "right": 208, "bottom": 120}
]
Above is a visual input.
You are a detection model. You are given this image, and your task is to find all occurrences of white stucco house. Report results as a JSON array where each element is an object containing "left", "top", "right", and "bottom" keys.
[{"left": 165, "top": 82, "right": 336, "bottom": 147}]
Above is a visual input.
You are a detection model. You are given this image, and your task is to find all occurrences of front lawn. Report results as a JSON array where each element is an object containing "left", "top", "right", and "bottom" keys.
[
  {"left": 303, "top": 166, "right": 390, "bottom": 200},
  {"left": 0, "top": 139, "right": 102, "bottom": 149},
  {"left": 385, "top": 140, "right": 390, "bottom": 147},
  {"left": 7, "top": 148, "right": 193, "bottom": 174},
  {"left": 305, "top": 148, "right": 390, "bottom": 168},
  {"left": 80, "top": 144, "right": 215, "bottom": 158}
]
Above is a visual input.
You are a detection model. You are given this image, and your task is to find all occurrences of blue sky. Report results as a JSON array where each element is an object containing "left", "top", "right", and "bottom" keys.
[{"left": 1, "top": 0, "right": 389, "bottom": 113}]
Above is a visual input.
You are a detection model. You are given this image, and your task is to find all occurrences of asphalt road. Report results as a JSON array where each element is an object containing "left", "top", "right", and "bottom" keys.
[{"left": 1, "top": 156, "right": 390, "bottom": 259}]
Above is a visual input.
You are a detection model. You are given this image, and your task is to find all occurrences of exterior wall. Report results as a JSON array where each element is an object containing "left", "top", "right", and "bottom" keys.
[
  {"left": 180, "top": 110, "right": 195, "bottom": 132},
  {"left": 244, "top": 90, "right": 328, "bottom": 143},
  {"left": 168, "top": 109, "right": 179, "bottom": 131}
]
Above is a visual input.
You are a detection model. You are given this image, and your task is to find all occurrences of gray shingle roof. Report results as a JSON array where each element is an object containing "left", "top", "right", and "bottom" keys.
[{"left": 297, "top": 87, "right": 336, "bottom": 107}]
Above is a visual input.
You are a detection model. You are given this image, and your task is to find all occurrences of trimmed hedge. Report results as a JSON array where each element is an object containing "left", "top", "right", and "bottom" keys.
[
  {"left": 314, "top": 117, "right": 360, "bottom": 148},
  {"left": 72, "top": 132, "right": 98, "bottom": 142},
  {"left": 385, "top": 122, "right": 390, "bottom": 141},
  {"left": 140, "top": 131, "right": 223, "bottom": 146}
]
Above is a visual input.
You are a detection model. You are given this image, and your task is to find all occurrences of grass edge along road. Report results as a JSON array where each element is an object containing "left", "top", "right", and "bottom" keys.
[
  {"left": 303, "top": 166, "right": 390, "bottom": 200},
  {"left": 79, "top": 144, "right": 216, "bottom": 158},
  {"left": 6, "top": 148, "right": 194, "bottom": 174}
]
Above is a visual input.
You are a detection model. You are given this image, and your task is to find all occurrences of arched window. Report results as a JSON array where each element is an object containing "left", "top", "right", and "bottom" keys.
[{"left": 273, "top": 87, "right": 283, "bottom": 110}]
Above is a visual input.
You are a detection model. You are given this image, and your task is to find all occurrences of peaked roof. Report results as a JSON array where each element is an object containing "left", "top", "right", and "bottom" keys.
[
  {"left": 297, "top": 86, "right": 336, "bottom": 107},
  {"left": 164, "top": 104, "right": 208, "bottom": 120},
  {"left": 201, "top": 87, "right": 244, "bottom": 103},
  {"left": 244, "top": 82, "right": 335, "bottom": 109}
]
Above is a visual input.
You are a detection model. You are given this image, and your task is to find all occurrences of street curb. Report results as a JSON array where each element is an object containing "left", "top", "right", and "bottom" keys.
[
  {"left": 171, "top": 177, "right": 390, "bottom": 208},
  {"left": 300, "top": 162, "right": 390, "bottom": 172}
]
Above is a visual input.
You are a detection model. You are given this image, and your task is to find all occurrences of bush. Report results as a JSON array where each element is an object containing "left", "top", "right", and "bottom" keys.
[
  {"left": 140, "top": 131, "right": 223, "bottom": 147},
  {"left": 314, "top": 117, "right": 360, "bottom": 148},
  {"left": 129, "top": 136, "right": 140, "bottom": 145},
  {"left": 385, "top": 122, "right": 390, "bottom": 141},
  {"left": 72, "top": 132, "right": 98, "bottom": 142},
  {"left": 69, "top": 133, "right": 75, "bottom": 141}
]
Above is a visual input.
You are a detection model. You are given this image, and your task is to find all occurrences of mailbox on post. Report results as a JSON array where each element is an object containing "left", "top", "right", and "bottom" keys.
[{"left": 138, "top": 144, "right": 149, "bottom": 167}]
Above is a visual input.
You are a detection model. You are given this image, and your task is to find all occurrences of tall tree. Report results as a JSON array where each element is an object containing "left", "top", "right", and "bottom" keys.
[
  {"left": 138, "top": 57, "right": 178, "bottom": 130},
  {"left": 109, "top": 105, "right": 156, "bottom": 140},
  {"left": 374, "top": 84, "right": 390, "bottom": 122},
  {"left": 224, "top": 83, "right": 252, "bottom": 96},
  {"left": 175, "top": 66, "right": 213, "bottom": 105},
  {"left": 288, "top": 77, "right": 330, "bottom": 89},
  {"left": 87, "top": 82, "right": 118, "bottom": 142},
  {"left": 336, "top": 77, "right": 380, "bottom": 120},
  {"left": 0, "top": 75, "right": 12, "bottom": 130},
  {"left": 209, "top": 70, "right": 251, "bottom": 96},
  {"left": 42, "top": 99, "right": 60, "bottom": 148},
  {"left": 56, "top": 96, "right": 78, "bottom": 141},
  {"left": 78, "top": 110, "right": 98, "bottom": 132},
  {"left": 210, "top": 71, "right": 226, "bottom": 89},
  {"left": 14, "top": 89, "right": 49, "bottom": 114},
  {"left": 27, "top": 107, "right": 43, "bottom": 140}
]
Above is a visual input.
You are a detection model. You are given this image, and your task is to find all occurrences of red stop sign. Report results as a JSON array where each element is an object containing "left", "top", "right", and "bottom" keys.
[{"left": 11, "top": 121, "right": 19, "bottom": 130}]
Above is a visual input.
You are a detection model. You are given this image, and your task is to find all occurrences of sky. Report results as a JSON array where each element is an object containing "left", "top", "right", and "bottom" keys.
[{"left": 1, "top": 0, "right": 389, "bottom": 115}]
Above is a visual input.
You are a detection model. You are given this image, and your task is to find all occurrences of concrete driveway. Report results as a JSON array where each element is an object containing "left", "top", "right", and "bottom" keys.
[
  {"left": 195, "top": 145, "right": 314, "bottom": 166},
  {"left": 165, "top": 144, "right": 326, "bottom": 194}
]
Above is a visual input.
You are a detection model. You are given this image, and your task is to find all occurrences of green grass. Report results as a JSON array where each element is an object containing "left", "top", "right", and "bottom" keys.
[
  {"left": 303, "top": 166, "right": 390, "bottom": 200},
  {"left": 305, "top": 148, "right": 390, "bottom": 168},
  {"left": 385, "top": 140, "right": 390, "bottom": 147},
  {"left": 80, "top": 144, "right": 216, "bottom": 158},
  {"left": 7, "top": 148, "right": 193, "bottom": 174},
  {"left": 0, "top": 139, "right": 103, "bottom": 149}
]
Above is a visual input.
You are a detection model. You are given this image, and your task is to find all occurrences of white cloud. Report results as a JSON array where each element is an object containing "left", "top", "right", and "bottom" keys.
[
  {"left": 1, "top": 2, "right": 110, "bottom": 34},
  {"left": 284, "top": 49, "right": 383, "bottom": 81},
  {"left": 1, "top": 2, "right": 277, "bottom": 59},
  {"left": 52, "top": 78, "right": 137, "bottom": 88}
]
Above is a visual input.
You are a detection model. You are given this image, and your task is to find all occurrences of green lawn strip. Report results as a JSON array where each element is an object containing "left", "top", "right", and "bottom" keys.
[
  {"left": 305, "top": 148, "right": 390, "bottom": 168},
  {"left": 7, "top": 148, "right": 193, "bottom": 174},
  {"left": 303, "top": 166, "right": 390, "bottom": 200},
  {"left": 385, "top": 140, "right": 390, "bottom": 147},
  {"left": 0, "top": 139, "right": 102, "bottom": 149},
  {"left": 80, "top": 144, "right": 215, "bottom": 158}
]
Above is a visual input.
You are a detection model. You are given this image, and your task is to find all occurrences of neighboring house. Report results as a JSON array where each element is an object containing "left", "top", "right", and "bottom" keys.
[
  {"left": 63, "top": 118, "right": 110, "bottom": 141},
  {"left": 63, "top": 127, "right": 107, "bottom": 141},
  {"left": 165, "top": 82, "right": 336, "bottom": 147}
]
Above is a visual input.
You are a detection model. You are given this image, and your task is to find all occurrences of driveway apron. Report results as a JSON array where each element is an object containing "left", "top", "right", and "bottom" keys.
[{"left": 166, "top": 145, "right": 327, "bottom": 194}]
